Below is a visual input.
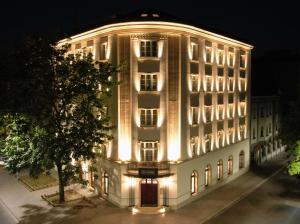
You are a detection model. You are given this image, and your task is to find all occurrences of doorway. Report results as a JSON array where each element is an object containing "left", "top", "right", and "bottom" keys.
[{"left": 140, "top": 179, "right": 158, "bottom": 207}]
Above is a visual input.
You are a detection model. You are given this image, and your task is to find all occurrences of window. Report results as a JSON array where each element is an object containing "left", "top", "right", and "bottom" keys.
[
  {"left": 269, "top": 123, "right": 272, "bottom": 133},
  {"left": 260, "top": 127, "right": 264, "bottom": 137},
  {"left": 103, "top": 172, "right": 109, "bottom": 195},
  {"left": 140, "top": 40, "right": 158, "bottom": 57},
  {"left": 191, "top": 74, "right": 199, "bottom": 92},
  {"left": 228, "top": 48, "right": 235, "bottom": 67},
  {"left": 205, "top": 44, "right": 212, "bottom": 63},
  {"left": 228, "top": 156, "right": 233, "bottom": 175},
  {"left": 218, "top": 67, "right": 224, "bottom": 76},
  {"left": 100, "top": 42, "right": 107, "bottom": 60},
  {"left": 191, "top": 171, "right": 198, "bottom": 195},
  {"left": 240, "top": 51, "right": 246, "bottom": 68},
  {"left": 205, "top": 165, "right": 212, "bottom": 187},
  {"left": 191, "top": 107, "right": 199, "bottom": 125},
  {"left": 190, "top": 137, "right": 198, "bottom": 157},
  {"left": 205, "top": 64, "right": 212, "bottom": 76},
  {"left": 240, "top": 70, "right": 246, "bottom": 78},
  {"left": 260, "top": 107, "right": 264, "bottom": 117},
  {"left": 217, "top": 130, "right": 224, "bottom": 148},
  {"left": 191, "top": 43, "right": 199, "bottom": 61},
  {"left": 228, "top": 68, "right": 234, "bottom": 77},
  {"left": 204, "top": 134, "right": 212, "bottom": 152},
  {"left": 205, "top": 94, "right": 213, "bottom": 106},
  {"left": 140, "top": 109, "right": 158, "bottom": 127},
  {"left": 140, "top": 142, "right": 158, "bottom": 161},
  {"left": 140, "top": 74, "right": 157, "bottom": 91},
  {"left": 252, "top": 107, "right": 257, "bottom": 119},
  {"left": 217, "top": 46, "right": 224, "bottom": 65},
  {"left": 253, "top": 128, "right": 256, "bottom": 139},
  {"left": 217, "top": 160, "right": 223, "bottom": 181},
  {"left": 228, "top": 78, "right": 234, "bottom": 92},
  {"left": 239, "top": 151, "right": 245, "bottom": 169}
]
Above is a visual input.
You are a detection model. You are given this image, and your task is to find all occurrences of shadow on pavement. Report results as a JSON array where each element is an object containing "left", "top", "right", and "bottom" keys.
[{"left": 19, "top": 204, "right": 77, "bottom": 224}]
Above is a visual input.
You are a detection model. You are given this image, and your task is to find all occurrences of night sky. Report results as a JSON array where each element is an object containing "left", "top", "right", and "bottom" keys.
[{"left": 0, "top": 0, "right": 299, "bottom": 57}]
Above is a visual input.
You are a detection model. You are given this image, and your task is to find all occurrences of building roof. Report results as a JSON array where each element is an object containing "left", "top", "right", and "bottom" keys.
[{"left": 61, "top": 9, "right": 253, "bottom": 48}]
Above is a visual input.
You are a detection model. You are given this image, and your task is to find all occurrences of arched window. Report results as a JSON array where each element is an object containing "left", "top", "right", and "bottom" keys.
[
  {"left": 191, "top": 171, "right": 198, "bottom": 195},
  {"left": 217, "top": 160, "right": 223, "bottom": 181},
  {"left": 103, "top": 172, "right": 109, "bottom": 195},
  {"left": 239, "top": 151, "right": 245, "bottom": 169},
  {"left": 205, "top": 165, "right": 212, "bottom": 187},
  {"left": 228, "top": 155, "right": 233, "bottom": 175}
]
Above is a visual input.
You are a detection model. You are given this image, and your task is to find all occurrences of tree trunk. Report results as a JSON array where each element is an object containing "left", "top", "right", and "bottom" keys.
[{"left": 56, "top": 163, "right": 65, "bottom": 203}]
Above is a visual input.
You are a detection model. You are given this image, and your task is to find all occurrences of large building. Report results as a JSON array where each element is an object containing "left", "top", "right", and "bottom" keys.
[
  {"left": 59, "top": 11, "right": 253, "bottom": 210},
  {"left": 250, "top": 96, "right": 285, "bottom": 165}
]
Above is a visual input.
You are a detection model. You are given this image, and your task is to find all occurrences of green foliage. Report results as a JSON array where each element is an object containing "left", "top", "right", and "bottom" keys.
[
  {"left": 287, "top": 141, "right": 300, "bottom": 178},
  {"left": 0, "top": 37, "right": 119, "bottom": 202},
  {"left": 1, "top": 114, "right": 49, "bottom": 176}
]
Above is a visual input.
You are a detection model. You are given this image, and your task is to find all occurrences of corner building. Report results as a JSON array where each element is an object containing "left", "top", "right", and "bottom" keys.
[{"left": 59, "top": 11, "right": 253, "bottom": 210}]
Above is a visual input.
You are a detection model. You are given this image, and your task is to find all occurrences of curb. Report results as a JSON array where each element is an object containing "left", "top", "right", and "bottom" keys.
[
  {"left": 0, "top": 196, "right": 20, "bottom": 224},
  {"left": 201, "top": 161, "right": 287, "bottom": 224}
]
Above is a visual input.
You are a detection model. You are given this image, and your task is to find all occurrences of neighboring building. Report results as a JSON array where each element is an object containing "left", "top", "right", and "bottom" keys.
[
  {"left": 58, "top": 10, "right": 253, "bottom": 210},
  {"left": 250, "top": 96, "right": 285, "bottom": 165}
]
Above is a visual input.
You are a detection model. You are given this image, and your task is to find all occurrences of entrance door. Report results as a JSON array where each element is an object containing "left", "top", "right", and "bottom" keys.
[{"left": 141, "top": 179, "right": 158, "bottom": 207}]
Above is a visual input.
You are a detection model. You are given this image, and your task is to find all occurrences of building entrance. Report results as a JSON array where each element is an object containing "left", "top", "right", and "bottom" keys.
[{"left": 140, "top": 179, "right": 158, "bottom": 207}]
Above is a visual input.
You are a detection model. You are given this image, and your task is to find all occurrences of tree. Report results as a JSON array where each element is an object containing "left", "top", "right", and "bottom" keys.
[
  {"left": 1, "top": 37, "right": 119, "bottom": 202},
  {"left": 281, "top": 100, "right": 300, "bottom": 181},
  {"left": 287, "top": 141, "right": 300, "bottom": 181}
]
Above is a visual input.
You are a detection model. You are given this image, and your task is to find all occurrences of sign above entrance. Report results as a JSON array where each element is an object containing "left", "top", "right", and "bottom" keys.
[{"left": 138, "top": 168, "right": 158, "bottom": 178}]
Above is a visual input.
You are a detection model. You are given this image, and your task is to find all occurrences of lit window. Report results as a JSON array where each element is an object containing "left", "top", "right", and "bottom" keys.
[
  {"left": 191, "top": 43, "right": 199, "bottom": 61},
  {"left": 190, "top": 137, "right": 198, "bottom": 157},
  {"left": 217, "top": 160, "right": 223, "bottom": 181},
  {"left": 228, "top": 48, "right": 235, "bottom": 67},
  {"left": 240, "top": 51, "right": 246, "bottom": 68},
  {"left": 100, "top": 42, "right": 107, "bottom": 60},
  {"left": 205, "top": 42, "right": 212, "bottom": 63},
  {"left": 140, "top": 109, "right": 158, "bottom": 127},
  {"left": 191, "top": 171, "right": 198, "bottom": 195},
  {"left": 140, "top": 40, "right": 158, "bottom": 57},
  {"left": 140, "top": 142, "right": 158, "bottom": 161},
  {"left": 140, "top": 74, "right": 157, "bottom": 91},
  {"left": 191, "top": 74, "right": 199, "bottom": 92},
  {"left": 217, "top": 46, "right": 224, "bottom": 65},
  {"left": 103, "top": 172, "right": 109, "bottom": 195},
  {"left": 227, "top": 156, "right": 233, "bottom": 175},
  {"left": 205, "top": 165, "right": 211, "bottom": 187}
]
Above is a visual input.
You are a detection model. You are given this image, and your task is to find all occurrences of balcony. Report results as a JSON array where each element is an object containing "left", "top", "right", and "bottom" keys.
[{"left": 126, "top": 161, "right": 171, "bottom": 178}]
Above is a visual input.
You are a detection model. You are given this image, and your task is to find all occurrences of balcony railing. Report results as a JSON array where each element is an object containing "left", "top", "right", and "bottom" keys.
[{"left": 127, "top": 161, "right": 170, "bottom": 171}]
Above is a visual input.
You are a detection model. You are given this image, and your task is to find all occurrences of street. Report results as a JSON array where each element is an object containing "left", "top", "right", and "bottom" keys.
[
  {"left": 205, "top": 169, "right": 300, "bottom": 224},
  {"left": 0, "top": 200, "right": 15, "bottom": 224}
]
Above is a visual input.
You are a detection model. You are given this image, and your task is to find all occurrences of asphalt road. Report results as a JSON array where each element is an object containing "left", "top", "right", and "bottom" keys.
[
  {"left": 205, "top": 169, "right": 300, "bottom": 224},
  {"left": 0, "top": 200, "right": 15, "bottom": 224}
]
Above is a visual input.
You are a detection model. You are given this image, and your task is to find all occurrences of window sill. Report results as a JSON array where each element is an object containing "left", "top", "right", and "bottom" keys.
[{"left": 138, "top": 57, "right": 160, "bottom": 61}]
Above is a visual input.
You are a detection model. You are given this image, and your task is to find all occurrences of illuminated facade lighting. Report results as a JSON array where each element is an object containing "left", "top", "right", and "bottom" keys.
[{"left": 58, "top": 10, "right": 253, "bottom": 211}]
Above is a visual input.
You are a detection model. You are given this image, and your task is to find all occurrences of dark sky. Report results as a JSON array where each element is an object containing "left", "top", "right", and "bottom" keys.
[{"left": 1, "top": 0, "right": 299, "bottom": 57}]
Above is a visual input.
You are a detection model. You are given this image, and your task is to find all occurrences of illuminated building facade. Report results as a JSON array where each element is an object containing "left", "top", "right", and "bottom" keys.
[
  {"left": 250, "top": 96, "right": 285, "bottom": 165},
  {"left": 59, "top": 11, "right": 253, "bottom": 210}
]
